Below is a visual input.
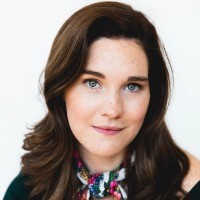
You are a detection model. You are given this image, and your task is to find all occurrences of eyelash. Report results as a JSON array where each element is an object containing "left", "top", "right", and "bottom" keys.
[{"left": 83, "top": 78, "right": 142, "bottom": 92}]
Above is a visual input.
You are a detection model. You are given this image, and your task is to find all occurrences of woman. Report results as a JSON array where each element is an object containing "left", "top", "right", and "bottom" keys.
[{"left": 4, "top": 1, "right": 200, "bottom": 200}]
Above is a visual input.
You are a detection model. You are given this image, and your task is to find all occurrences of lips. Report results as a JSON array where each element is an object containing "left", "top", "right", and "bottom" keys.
[{"left": 93, "top": 126, "right": 124, "bottom": 135}]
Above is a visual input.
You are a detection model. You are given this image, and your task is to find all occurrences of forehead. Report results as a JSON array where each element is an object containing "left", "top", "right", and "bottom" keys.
[{"left": 85, "top": 37, "right": 148, "bottom": 77}]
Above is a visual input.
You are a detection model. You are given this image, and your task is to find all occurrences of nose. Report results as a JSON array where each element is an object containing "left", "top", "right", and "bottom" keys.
[{"left": 100, "top": 91, "right": 124, "bottom": 119}]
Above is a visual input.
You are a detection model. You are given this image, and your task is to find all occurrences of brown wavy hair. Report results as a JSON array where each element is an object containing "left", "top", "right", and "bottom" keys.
[{"left": 21, "top": 1, "right": 189, "bottom": 199}]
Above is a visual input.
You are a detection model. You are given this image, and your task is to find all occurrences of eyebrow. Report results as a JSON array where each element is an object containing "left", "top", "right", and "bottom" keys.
[{"left": 81, "top": 69, "right": 148, "bottom": 81}]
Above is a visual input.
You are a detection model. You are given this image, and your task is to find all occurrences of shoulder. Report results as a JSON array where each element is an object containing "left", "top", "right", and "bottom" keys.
[
  {"left": 182, "top": 151, "right": 200, "bottom": 192},
  {"left": 3, "top": 172, "right": 30, "bottom": 200}
]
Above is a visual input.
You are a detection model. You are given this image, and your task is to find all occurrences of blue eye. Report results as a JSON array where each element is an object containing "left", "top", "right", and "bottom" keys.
[
  {"left": 125, "top": 83, "right": 140, "bottom": 92},
  {"left": 84, "top": 79, "right": 101, "bottom": 89}
]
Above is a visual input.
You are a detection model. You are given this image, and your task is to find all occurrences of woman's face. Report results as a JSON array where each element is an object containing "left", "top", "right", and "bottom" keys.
[{"left": 64, "top": 38, "right": 150, "bottom": 158}]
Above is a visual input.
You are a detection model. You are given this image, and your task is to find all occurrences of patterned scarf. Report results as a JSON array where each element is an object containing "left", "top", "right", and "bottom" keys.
[{"left": 73, "top": 151, "right": 129, "bottom": 200}]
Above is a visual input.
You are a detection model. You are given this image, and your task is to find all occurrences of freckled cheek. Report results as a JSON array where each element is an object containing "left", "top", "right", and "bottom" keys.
[
  {"left": 124, "top": 96, "right": 150, "bottom": 123},
  {"left": 66, "top": 93, "right": 99, "bottom": 122}
]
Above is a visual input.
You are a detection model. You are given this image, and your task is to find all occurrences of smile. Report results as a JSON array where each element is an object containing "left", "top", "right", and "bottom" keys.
[{"left": 92, "top": 126, "right": 124, "bottom": 136}]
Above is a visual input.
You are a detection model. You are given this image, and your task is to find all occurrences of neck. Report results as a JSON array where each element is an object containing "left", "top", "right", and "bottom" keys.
[{"left": 78, "top": 146, "right": 126, "bottom": 173}]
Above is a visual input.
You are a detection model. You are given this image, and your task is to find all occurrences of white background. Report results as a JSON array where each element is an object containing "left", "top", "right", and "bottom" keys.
[{"left": 0, "top": 0, "right": 199, "bottom": 198}]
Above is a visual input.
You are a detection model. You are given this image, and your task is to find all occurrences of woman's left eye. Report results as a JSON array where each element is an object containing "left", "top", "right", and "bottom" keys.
[{"left": 124, "top": 83, "right": 141, "bottom": 92}]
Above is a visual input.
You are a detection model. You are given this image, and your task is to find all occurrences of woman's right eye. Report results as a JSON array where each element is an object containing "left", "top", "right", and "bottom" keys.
[{"left": 83, "top": 79, "right": 101, "bottom": 89}]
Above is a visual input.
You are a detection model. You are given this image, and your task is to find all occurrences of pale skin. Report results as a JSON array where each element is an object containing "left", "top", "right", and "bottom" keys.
[
  {"left": 64, "top": 38, "right": 200, "bottom": 199},
  {"left": 64, "top": 38, "right": 150, "bottom": 173}
]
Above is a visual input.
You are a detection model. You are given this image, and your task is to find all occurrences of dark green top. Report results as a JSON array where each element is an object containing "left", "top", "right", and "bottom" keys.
[
  {"left": 4, "top": 173, "right": 30, "bottom": 200},
  {"left": 3, "top": 173, "right": 200, "bottom": 199}
]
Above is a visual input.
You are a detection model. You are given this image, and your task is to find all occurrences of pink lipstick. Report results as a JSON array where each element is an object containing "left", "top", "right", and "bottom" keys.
[{"left": 93, "top": 126, "right": 124, "bottom": 136}]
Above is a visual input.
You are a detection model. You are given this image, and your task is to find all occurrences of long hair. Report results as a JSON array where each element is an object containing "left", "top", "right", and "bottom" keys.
[{"left": 21, "top": 1, "right": 189, "bottom": 199}]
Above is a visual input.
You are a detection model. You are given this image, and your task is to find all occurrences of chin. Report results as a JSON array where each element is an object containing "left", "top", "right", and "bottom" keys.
[{"left": 89, "top": 144, "right": 125, "bottom": 158}]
